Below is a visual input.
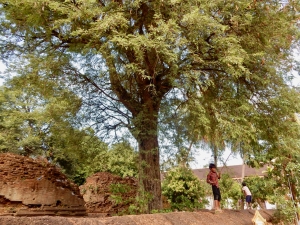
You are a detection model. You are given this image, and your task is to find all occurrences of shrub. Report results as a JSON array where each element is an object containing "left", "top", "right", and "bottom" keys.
[{"left": 162, "top": 166, "right": 208, "bottom": 211}]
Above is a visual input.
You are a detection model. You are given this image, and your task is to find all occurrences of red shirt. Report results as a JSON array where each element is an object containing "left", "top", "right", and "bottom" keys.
[{"left": 207, "top": 170, "right": 220, "bottom": 188}]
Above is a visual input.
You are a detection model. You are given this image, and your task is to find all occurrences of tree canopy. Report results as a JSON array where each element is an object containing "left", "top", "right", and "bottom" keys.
[
  {"left": 1, "top": 0, "right": 300, "bottom": 212},
  {"left": 0, "top": 73, "right": 86, "bottom": 165},
  {"left": 0, "top": 74, "right": 138, "bottom": 185}
]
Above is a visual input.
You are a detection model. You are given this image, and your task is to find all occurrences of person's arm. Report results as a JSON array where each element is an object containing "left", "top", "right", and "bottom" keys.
[
  {"left": 242, "top": 187, "right": 246, "bottom": 196},
  {"left": 206, "top": 174, "right": 211, "bottom": 184},
  {"left": 243, "top": 190, "right": 246, "bottom": 196},
  {"left": 207, "top": 173, "right": 214, "bottom": 185}
]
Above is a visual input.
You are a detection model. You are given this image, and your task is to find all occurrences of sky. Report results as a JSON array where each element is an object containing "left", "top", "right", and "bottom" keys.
[
  {"left": 0, "top": 61, "right": 4, "bottom": 71},
  {"left": 0, "top": 61, "right": 5, "bottom": 83},
  {"left": 190, "top": 147, "right": 243, "bottom": 169}
]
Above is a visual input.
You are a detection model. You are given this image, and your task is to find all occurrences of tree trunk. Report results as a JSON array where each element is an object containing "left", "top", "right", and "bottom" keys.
[
  {"left": 213, "top": 144, "right": 218, "bottom": 167},
  {"left": 138, "top": 134, "right": 162, "bottom": 213},
  {"left": 241, "top": 163, "right": 245, "bottom": 181},
  {"left": 109, "top": 55, "right": 167, "bottom": 213},
  {"left": 289, "top": 176, "right": 299, "bottom": 222},
  {"left": 257, "top": 198, "right": 266, "bottom": 209},
  {"left": 133, "top": 108, "right": 162, "bottom": 213},
  {"left": 241, "top": 198, "right": 245, "bottom": 210}
]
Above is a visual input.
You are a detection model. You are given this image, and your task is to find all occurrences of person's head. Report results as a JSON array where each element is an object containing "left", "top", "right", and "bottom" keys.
[
  {"left": 242, "top": 182, "right": 246, "bottom": 186},
  {"left": 209, "top": 163, "right": 217, "bottom": 172}
]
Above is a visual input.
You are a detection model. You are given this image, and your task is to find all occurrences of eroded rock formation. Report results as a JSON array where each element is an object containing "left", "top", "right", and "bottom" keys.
[
  {"left": 0, "top": 153, "right": 86, "bottom": 216},
  {"left": 80, "top": 172, "right": 138, "bottom": 216}
]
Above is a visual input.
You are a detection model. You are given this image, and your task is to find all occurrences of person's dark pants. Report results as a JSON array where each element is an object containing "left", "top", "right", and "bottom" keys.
[
  {"left": 246, "top": 195, "right": 252, "bottom": 203},
  {"left": 212, "top": 185, "right": 221, "bottom": 201}
]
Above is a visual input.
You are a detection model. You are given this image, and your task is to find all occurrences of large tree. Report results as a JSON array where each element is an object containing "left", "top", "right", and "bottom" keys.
[{"left": 1, "top": 0, "right": 300, "bottom": 212}]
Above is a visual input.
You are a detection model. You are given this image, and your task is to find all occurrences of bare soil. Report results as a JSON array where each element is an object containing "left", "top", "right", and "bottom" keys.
[{"left": 0, "top": 209, "right": 275, "bottom": 225}]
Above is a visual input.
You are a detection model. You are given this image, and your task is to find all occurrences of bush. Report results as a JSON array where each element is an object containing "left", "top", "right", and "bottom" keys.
[
  {"left": 162, "top": 166, "right": 208, "bottom": 211},
  {"left": 219, "top": 173, "right": 243, "bottom": 209},
  {"left": 271, "top": 196, "right": 298, "bottom": 225}
]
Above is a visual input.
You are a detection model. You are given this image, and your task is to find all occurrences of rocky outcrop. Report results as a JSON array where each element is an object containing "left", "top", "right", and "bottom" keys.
[
  {"left": 0, "top": 153, "right": 86, "bottom": 216},
  {"left": 80, "top": 172, "right": 138, "bottom": 215}
]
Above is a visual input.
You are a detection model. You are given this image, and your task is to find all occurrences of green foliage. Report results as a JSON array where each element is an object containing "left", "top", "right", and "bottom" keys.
[
  {"left": 0, "top": 75, "right": 138, "bottom": 185},
  {"left": 0, "top": 75, "right": 82, "bottom": 157},
  {"left": 0, "top": 75, "right": 101, "bottom": 180},
  {"left": 72, "top": 171, "right": 87, "bottom": 186},
  {"left": 109, "top": 183, "right": 135, "bottom": 215},
  {"left": 78, "top": 141, "right": 138, "bottom": 179},
  {"left": 219, "top": 173, "right": 242, "bottom": 209},
  {"left": 162, "top": 166, "right": 208, "bottom": 211},
  {"left": 242, "top": 176, "right": 270, "bottom": 208},
  {"left": 267, "top": 156, "right": 300, "bottom": 199},
  {"left": 150, "top": 209, "right": 173, "bottom": 214},
  {"left": 127, "top": 185, "right": 154, "bottom": 215},
  {"left": 106, "top": 142, "right": 139, "bottom": 178},
  {"left": 264, "top": 157, "right": 300, "bottom": 223},
  {"left": 110, "top": 183, "right": 131, "bottom": 194},
  {"left": 243, "top": 161, "right": 300, "bottom": 223},
  {"left": 272, "top": 196, "right": 297, "bottom": 225}
]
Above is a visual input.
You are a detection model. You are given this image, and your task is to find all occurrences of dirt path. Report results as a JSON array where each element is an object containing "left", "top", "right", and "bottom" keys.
[{"left": 0, "top": 209, "right": 275, "bottom": 225}]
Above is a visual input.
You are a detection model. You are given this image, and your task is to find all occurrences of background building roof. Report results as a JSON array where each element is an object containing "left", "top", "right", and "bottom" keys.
[{"left": 193, "top": 164, "right": 267, "bottom": 181}]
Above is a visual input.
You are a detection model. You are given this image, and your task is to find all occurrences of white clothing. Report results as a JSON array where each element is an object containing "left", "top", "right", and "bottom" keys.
[{"left": 242, "top": 186, "right": 252, "bottom": 196}]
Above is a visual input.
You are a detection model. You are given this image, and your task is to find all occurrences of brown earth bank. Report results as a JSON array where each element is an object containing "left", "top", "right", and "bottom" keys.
[
  {"left": 0, "top": 209, "right": 275, "bottom": 225},
  {"left": 80, "top": 172, "right": 138, "bottom": 215},
  {"left": 0, "top": 153, "right": 86, "bottom": 216}
]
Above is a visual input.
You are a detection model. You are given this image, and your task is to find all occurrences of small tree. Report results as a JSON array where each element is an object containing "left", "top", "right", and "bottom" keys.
[
  {"left": 271, "top": 195, "right": 297, "bottom": 225},
  {"left": 162, "top": 166, "right": 208, "bottom": 211},
  {"left": 242, "top": 176, "right": 270, "bottom": 209},
  {"left": 219, "top": 173, "right": 242, "bottom": 209},
  {"left": 265, "top": 157, "right": 300, "bottom": 224}
]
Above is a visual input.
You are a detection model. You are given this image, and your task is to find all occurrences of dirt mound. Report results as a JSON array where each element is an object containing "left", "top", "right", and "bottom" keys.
[
  {"left": 80, "top": 172, "right": 138, "bottom": 215},
  {"left": 0, "top": 153, "right": 86, "bottom": 216}
]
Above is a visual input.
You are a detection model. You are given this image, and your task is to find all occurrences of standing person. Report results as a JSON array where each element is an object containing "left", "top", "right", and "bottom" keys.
[
  {"left": 242, "top": 182, "right": 252, "bottom": 209},
  {"left": 207, "top": 163, "right": 222, "bottom": 212}
]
